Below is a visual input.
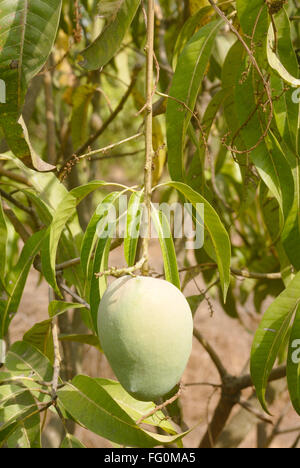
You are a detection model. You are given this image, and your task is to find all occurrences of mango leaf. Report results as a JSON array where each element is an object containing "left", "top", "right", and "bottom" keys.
[
  {"left": 41, "top": 181, "right": 109, "bottom": 297},
  {"left": 267, "top": 23, "right": 300, "bottom": 87},
  {"left": 236, "top": 0, "right": 268, "bottom": 67},
  {"left": 151, "top": 205, "right": 181, "bottom": 290},
  {"left": 166, "top": 19, "right": 223, "bottom": 181},
  {"left": 0, "top": 229, "right": 46, "bottom": 338},
  {"left": 124, "top": 191, "right": 143, "bottom": 267},
  {"left": 81, "top": 192, "right": 122, "bottom": 278},
  {"left": 0, "top": 384, "right": 29, "bottom": 408},
  {"left": 162, "top": 182, "right": 231, "bottom": 300},
  {"left": 0, "top": 197, "right": 7, "bottom": 288},
  {"left": 3, "top": 390, "right": 41, "bottom": 448},
  {"left": 48, "top": 301, "right": 86, "bottom": 318},
  {"left": 90, "top": 233, "right": 113, "bottom": 332},
  {"left": 61, "top": 434, "right": 86, "bottom": 448},
  {"left": 79, "top": 0, "right": 141, "bottom": 70},
  {"left": 71, "top": 84, "right": 96, "bottom": 149},
  {"left": 0, "top": 152, "right": 69, "bottom": 211},
  {"left": 59, "top": 334, "right": 102, "bottom": 352},
  {"left": 172, "top": 5, "right": 213, "bottom": 69},
  {"left": 57, "top": 375, "right": 189, "bottom": 447},
  {"left": 0, "top": 0, "right": 62, "bottom": 170},
  {"left": 95, "top": 378, "right": 176, "bottom": 434},
  {"left": 282, "top": 165, "right": 300, "bottom": 270},
  {"left": 23, "top": 320, "right": 53, "bottom": 363},
  {"left": 250, "top": 272, "right": 300, "bottom": 413},
  {"left": 186, "top": 295, "right": 204, "bottom": 316},
  {"left": 0, "top": 396, "right": 40, "bottom": 448},
  {"left": 5, "top": 341, "right": 53, "bottom": 383},
  {"left": 287, "top": 305, "right": 300, "bottom": 415},
  {"left": 269, "top": 9, "right": 300, "bottom": 151},
  {"left": 187, "top": 88, "right": 229, "bottom": 193},
  {"left": 235, "top": 65, "right": 294, "bottom": 220}
]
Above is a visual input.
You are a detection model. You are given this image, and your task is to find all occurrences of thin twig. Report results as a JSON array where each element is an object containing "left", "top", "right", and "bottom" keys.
[
  {"left": 136, "top": 384, "right": 183, "bottom": 425},
  {"left": 0, "top": 166, "right": 32, "bottom": 186},
  {"left": 0, "top": 188, "right": 33, "bottom": 215},
  {"left": 141, "top": 0, "right": 155, "bottom": 276},
  {"left": 96, "top": 256, "right": 146, "bottom": 279},
  {"left": 55, "top": 238, "right": 124, "bottom": 273},
  {"left": 193, "top": 328, "right": 228, "bottom": 381},
  {"left": 237, "top": 398, "right": 273, "bottom": 424},
  {"left": 207, "top": 0, "right": 274, "bottom": 156},
  {"left": 59, "top": 283, "right": 90, "bottom": 309},
  {"left": 58, "top": 66, "right": 141, "bottom": 180},
  {"left": 50, "top": 289, "right": 61, "bottom": 399}
]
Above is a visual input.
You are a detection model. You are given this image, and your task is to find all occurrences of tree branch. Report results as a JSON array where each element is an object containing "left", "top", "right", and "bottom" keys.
[
  {"left": 193, "top": 328, "right": 228, "bottom": 381},
  {"left": 142, "top": 0, "right": 155, "bottom": 275}
]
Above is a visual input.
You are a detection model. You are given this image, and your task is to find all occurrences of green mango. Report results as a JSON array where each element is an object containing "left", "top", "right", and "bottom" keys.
[{"left": 97, "top": 276, "right": 193, "bottom": 402}]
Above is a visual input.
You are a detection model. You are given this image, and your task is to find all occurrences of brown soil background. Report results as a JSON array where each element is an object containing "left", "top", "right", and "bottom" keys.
[{"left": 10, "top": 242, "right": 300, "bottom": 448}]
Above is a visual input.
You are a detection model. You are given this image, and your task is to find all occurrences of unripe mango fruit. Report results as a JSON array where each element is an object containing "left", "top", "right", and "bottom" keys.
[{"left": 97, "top": 276, "right": 193, "bottom": 402}]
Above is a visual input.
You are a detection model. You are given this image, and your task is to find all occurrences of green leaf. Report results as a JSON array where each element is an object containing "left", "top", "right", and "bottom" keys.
[
  {"left": 187, "top": 89, "right": 229, "bottom": 193},
  {"left": 71, "top": 85, "right": 96, "bottom": 149},
  {"left": 0, "top": 398, "right": 40, "bottom": 448},
  {"left": 23, "top": 320, "right": 53, "bottom": 362},
  {"left": 166, "top": 19, "right": 223, "bottom": 181},
  {"left": 0, "top": 197, "right": 7, "bottom": 288},
  {"left": 235, "top": 65, "right": 294, "bottom": 220},
  {"left": 172, "top": 5, "right": 213, "bottom": 69},
  {"left": 282, "top": 163, "right": 300, "bottom": 270},
  {"left": 89, "top": 234, "right": 112, "bottom": 332},
  {"left": 267, "top": 24, "right": 300, "bottom": 87},
  {"left": 163, "top": 182, "right": 231, "bottom": 300},
  {"left": 250, "top": 272, "right": 300, "bottom": 413},
  {"left": 287, "top": 305, "right": 300, "bottom": 415},
  {"left": 80, "top": 0, "right": 141, "bottom": 70},
  {"left": 41, "top": 181, "right": 108, "bottom": 297},
  {"left": 0, "top": 229, "right": 46, "bottom": 338},
  {"left": 61, "top": 434, "right": 86, "bottom": 448},
  {"left": 0, "top": 0, "right": 62, "bottom": 170},
  {"left": 236, "top": 0, "right": 268, "bottom": 67},
  {"left": 57, "top": 375, "right": 189, "bottom": 447},
  {"left": 151, "top": 205, "right": 181, "bottom": 289},
  {"left": 48, "top": 301, "right": 86, "bottom": 318},
  {"left": 81, "top": 192, "right": 121, "bottom": 278},
  {"left": 124, "top": 191, "right": 143, "bottom": 267},
  {"left": 5, "top": 341, "right": 53, "bottom": 383},
  {"left": 269, "top": 9, "right": 299, "bottom": 151},
  {"left": 3, "top": 391, "right": 41, "bottom": 448},
  {"left": 59, "top": 334, "right": 102, "bottom": 352},
  {"left": 0, "top": 384, "right": 29, "bottom": 408},
  {"left": 95, "top": 378, "right": 176, "bottom": 434},
  {"left": 186, "top": 295, "right": 204, "bottom": 316}
]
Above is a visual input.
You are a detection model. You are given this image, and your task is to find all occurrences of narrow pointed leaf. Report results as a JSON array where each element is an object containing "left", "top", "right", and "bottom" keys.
[
  {"left": 124, "top": 191, "right": 143, "bottom": 267},
  {"left": 287, "top": 305, "right": 300, "bottom": 415},
  {"left": 61, "top": 434, "right": 86, "bottom": 448},
  {"left": 0, "top": 0, "right": 62, "bottom": 170},
  {"left": 250, "top": 272, "right": 300, "bottom": 413},
  {"left": 0, "top": 230, "right": 46, "bottom": 338},
  {"left": 80, "top": 0, "right": 141, "bottom": 70},
  {"left": 151, "top": 205, "right": 181, "bottom": 289},
  {"left": 163, "top": 182, "right": 231, "bottom": 300},
  {"left": 57, "top": 375, "right": 189, "bottom": 447},
  {"left": 167, "top": 19, "right": 223, "bottom": 181}
]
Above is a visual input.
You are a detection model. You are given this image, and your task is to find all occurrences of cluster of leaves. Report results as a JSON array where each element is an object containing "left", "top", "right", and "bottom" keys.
[{"left": 0, "top": 0, "right": 299, "bottom": 448}]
